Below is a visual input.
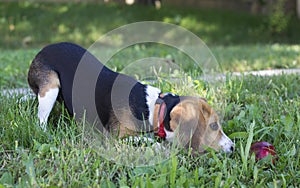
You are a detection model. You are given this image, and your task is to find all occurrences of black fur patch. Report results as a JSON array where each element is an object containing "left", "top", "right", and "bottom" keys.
[
  {"left": 129, "top": 83, "right": 149, "bottom": 121},
  {"left": 161, "top": 94, "right": 180, "bottom": 131}
]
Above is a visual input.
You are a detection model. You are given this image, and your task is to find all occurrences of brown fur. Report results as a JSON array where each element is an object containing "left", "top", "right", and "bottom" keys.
[
  {"left": 28, "top": 60, "right": 60, "bottom": 97},
  {"left": 38, "top": 72, "right": 60, "bottom": 97},
  {"left": 106, "top": 108, "right": 146, "bottom": 138},
  {"left": 113, "top": 96, "right": 228, "bottom": 153},
  {"left": 169, "top": 97, "right": 224, "bottom": 152},
  {"left": 152, "top": 103, "right": 161, "bottom": 132}
]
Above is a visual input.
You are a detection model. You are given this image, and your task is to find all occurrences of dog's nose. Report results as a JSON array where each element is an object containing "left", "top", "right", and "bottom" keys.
[
  {"left": 219, "top": 133, "right": 235, "bottom": 153},
  {"left": 230, "top": 145, "right": 234, "bottom": 152}
]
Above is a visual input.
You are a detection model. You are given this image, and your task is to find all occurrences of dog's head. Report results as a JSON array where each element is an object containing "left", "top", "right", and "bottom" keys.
[{"left": 168, "top": 97, "right": 234, "bottom": 153}]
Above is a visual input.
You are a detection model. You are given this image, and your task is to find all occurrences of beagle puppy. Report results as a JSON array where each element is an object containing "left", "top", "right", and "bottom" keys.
[{"left": 27, "top": 42, "right": 234, "bottom": 153}]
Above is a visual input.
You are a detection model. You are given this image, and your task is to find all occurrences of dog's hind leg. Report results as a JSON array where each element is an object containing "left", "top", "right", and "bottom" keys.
[
  {"left": 37, "top": 71, "right": 60, "bottom": 131},
  {"left": 28, "top": 61, "right": 60, "bottom": 131},
  {"left": 38, "top": 90, "right": 59, "bottom": 130}
]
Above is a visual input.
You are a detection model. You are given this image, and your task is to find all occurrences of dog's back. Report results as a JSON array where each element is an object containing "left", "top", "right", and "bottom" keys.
[{"left": 27, "top": 42, "right": 149, "bottom": 133}]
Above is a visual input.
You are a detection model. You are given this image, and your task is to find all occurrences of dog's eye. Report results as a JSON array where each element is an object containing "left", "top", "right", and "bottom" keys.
[{"left": 210, "top": 122, "right": 219, "bottom": 131}]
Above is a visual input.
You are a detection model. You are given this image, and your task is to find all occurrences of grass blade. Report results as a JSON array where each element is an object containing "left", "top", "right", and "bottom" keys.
[{"left": 241, "top": 120, "right": 255, "bottom": 173}]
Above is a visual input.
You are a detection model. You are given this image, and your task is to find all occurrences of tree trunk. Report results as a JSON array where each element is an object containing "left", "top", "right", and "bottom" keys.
[{"left": 297, "top": 0, "right": 300, "bottom": 19}]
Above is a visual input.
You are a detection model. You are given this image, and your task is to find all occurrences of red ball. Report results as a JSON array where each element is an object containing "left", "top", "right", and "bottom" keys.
[{"left": 250, "top": 141, "right": 277, "bottom": 163}]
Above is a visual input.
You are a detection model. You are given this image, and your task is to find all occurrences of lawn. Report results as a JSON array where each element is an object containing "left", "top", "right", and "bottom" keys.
[
  {"left": 1, "top": 1, "right": 300, "bottom": 49},
  {"left": 0, "top": 2, "right": 300, "bottom": 187}
]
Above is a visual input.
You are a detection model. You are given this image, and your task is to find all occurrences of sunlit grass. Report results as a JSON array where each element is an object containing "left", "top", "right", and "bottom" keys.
[
  {"left": 213, "top": 44, "right": 300, "bottom": 72},
  {"left": 1, "top": 44, "right": 300, "bottom": 89}
]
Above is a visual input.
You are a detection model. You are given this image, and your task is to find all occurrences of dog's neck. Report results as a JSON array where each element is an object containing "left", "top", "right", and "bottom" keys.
[{"left": 146, "top": 88, "right": 180, "bottom": 141}]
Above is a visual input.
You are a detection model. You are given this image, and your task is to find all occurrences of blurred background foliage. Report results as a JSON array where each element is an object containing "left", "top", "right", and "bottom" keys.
[{"left": 0, "top": 0, "right": 299, "bottom": 49}]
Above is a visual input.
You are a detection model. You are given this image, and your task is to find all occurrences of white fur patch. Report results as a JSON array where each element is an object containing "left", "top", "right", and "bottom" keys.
[
  {"left": 219, "top": 131, "right": 234, "bottom": 153},
  {"left": 145, "top": 85, "right": 161, "bottom": 126},
  {"left": 38, "top": 88, "right": 59, "bottom": 131},
  {"left": 165, "top": 129, "right": 175, "bottom": 142}
]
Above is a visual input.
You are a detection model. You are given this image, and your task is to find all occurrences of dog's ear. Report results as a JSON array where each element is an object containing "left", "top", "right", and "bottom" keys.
[
  {"left": 199, "top": 97, "right": 207, "bottom": 102},
  {"left": 169, "top": 100, "right": 203, "bottom": 149}
]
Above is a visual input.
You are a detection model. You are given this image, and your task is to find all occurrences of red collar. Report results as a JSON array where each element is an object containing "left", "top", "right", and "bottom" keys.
[{"left": 154, "top": 94, "right": 167, "bottom": 139}]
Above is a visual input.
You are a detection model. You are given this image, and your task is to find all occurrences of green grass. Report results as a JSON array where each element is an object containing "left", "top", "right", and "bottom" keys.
[
  {"left": 1, "top": 1, "right": 300, "bottom": 187},
  {"left": 1, "top": 73, "right": 300, "bottom": 187},
  {"left": 1, "top": 2, "right": 300, "bottom": 49},
  {"left": 1, "top": 44, "right": 300, "bottom": 89}
]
